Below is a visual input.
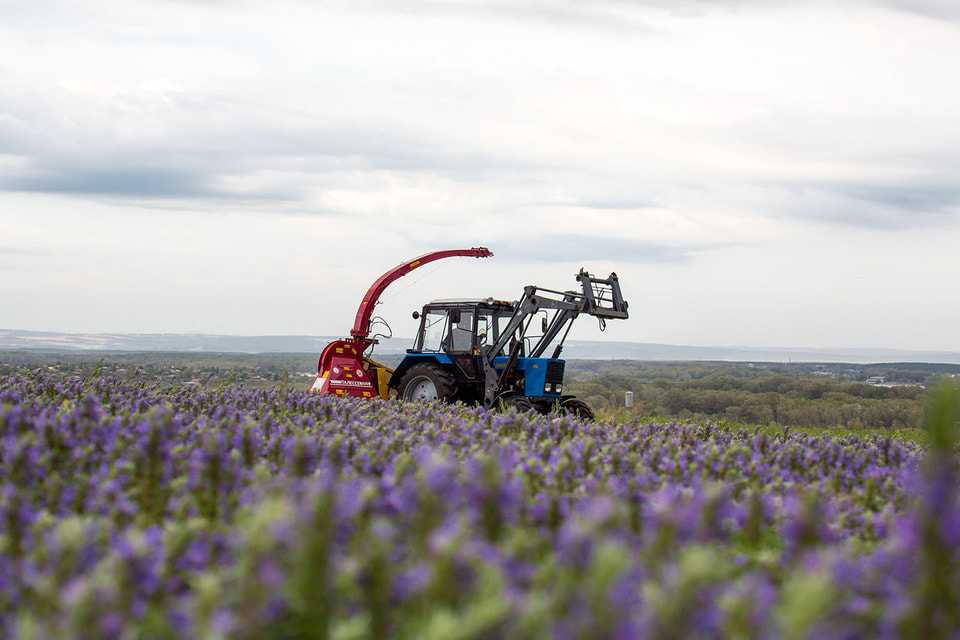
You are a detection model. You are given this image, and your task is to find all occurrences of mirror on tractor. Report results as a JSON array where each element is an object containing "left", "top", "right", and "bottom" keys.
[{"left": 412, "top": 311, "right": 420, "bottom": 320}]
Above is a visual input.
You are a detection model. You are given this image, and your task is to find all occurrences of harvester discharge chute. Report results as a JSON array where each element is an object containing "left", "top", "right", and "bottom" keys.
[
  {"left": 310, "top": 247, "right": 629, "bottom": 420},
  {"left": 309, "top": 247, "right": 493, "bottom": 399}
]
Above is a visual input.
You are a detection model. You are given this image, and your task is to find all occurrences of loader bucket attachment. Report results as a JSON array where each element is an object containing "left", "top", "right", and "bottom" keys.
[{"left": 577, "top": 270, "right": 629, "bottom": 320}]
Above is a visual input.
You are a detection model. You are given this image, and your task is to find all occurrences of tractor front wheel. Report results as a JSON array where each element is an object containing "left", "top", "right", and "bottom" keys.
[
  {"left": 398, "top": 363, "right": 456, "bottom": 403},
  {"left": 560, "top": 397, "right": 595, "bottom": 421},
  {"left": 499, "top": 394, "right": 534, "bottom": 414}
]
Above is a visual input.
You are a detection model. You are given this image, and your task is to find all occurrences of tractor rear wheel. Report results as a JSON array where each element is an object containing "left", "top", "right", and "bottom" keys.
[
  {"left": 560, "top": 397, "right": 595, "bottom": 421},
  {"left": 398, "top": 363, "right": 456, "bottom": 403}
]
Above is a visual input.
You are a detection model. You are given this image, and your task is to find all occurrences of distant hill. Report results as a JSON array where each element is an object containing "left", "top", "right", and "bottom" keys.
[
  {"left": 0, "top": 330, "right": 344, "bottom": 354},
  {"left": 558, "top": 341, "right": 960, "bottom": 365},
  {"left": 2, "top": 329, "right": 960, "bottom": 364}
]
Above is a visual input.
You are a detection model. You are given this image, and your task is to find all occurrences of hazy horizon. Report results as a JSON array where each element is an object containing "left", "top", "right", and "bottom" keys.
[{"left": 4, "top": 328, "right": 960, "bottom": 365}]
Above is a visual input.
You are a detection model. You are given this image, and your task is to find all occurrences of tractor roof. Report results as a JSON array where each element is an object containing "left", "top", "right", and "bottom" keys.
[{"left": 426, "top": 297, "right": 515, "bottom": 308}]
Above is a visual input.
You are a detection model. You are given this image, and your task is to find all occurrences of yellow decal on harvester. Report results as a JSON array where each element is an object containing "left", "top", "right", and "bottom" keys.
[{"left": 409, "top": 260, "right": 421, "bottom": 268}]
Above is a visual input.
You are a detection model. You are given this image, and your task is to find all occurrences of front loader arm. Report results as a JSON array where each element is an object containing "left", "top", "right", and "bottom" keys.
[
  {"left": 479, "top": 270, "right": 629, "bottom": 407},
  {"left": 480, "top": 286, "right": 581, "bottom": 406}
]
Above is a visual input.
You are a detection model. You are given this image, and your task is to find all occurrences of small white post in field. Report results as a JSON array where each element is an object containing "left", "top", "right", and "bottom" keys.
[{"left": 625, "top": 391, "right": 634, "bottom": 408}]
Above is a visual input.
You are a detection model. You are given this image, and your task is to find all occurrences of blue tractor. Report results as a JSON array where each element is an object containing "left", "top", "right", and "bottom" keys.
[{"left": 388, "top": 269, "right": 629, "bottom": 420}]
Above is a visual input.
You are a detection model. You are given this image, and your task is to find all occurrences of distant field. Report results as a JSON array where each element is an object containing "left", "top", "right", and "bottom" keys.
[
  {"left": 2, "top": 349, "right": 956, "bottom": 436},
  {"left": 567, "top": 360, "right": 959, "bottom": 433}
]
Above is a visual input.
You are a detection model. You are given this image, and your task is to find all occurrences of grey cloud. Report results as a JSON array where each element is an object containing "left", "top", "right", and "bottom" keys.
[
  {"left": 5, "top": 164, "right": 212, "bottom": 198},
  {"left": 491, "top": 234, "right": 729, "bottom": 264},
  {"left": 832, "top": 182, "right": 960, "bottom": 215},
  {"left": 800, "top": 207, "right": 951, "bottom": 231},
  {"left": 0, "top": 114, "right": 555, "bottom": 202},
  {"left": 774, "top": 179, "right": 960, "bottom": 230},
  {"left": 352, "top": 0, "right": 660, "bottom": 34},
  {"left": 360, "top": 0, "right": 960, "bottom": 26},
  {"left": 0, "top": 246, "right": 42, "bottom": 256},
  {"left": 611, "top": 0, "right": 960, "bottom": 22},
  {"left": 565, "top": 198, "right": 661, "bottom": 211},
  {"left": 0, "top": 246, "right": 45, "bottom": 272},
  {"left": 727, "top": 110, "right": 960, "bottom": 230},
  {"left": 311, "top": 133, "right": 555, "bottom": 180},
  {"left": 875, "top": 0, "right": 960, "bottom": 21},
  {"left": 0, "top": 72, "right": 567, "bottom": 201}
]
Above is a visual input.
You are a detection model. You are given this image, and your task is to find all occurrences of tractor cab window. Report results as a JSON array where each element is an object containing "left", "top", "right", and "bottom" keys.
[
  {"left": 498, "top": 315, "right": 521, "bottom": 348},
  {"left": 473, "top": 307, "right": 522, "bottom": 356},
  {"left": 448, "top": 309, "right": 474, "bottom": 352},
  {"left": 476, "top": 311, "right": 493, "bottom": 347},
  {"left": 497, "top": 314, "right": 525, "bottom": 356},
  {"left": 420, "top": 310, "right": 449, "bottom": 353}
]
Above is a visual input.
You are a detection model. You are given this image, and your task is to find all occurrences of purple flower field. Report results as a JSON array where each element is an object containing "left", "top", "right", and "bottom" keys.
[{"left": 1, "top": 371, "right": 959, "bottom": 638}]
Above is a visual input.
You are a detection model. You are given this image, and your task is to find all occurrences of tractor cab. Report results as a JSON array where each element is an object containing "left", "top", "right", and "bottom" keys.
[
  {"left": 411, "top": 298, "right": 516, "bottom": 356},
  {"left": 390, "top": 298, "right": 524, "bottom": 406}
]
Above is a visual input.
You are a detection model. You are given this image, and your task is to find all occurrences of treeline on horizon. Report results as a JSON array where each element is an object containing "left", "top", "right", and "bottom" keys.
[
  {"left": 566, "top": 362, "right": 959, "bottom": 430},
  {"left": 3, "top": 351, "right": 960, "bottom": 431}
]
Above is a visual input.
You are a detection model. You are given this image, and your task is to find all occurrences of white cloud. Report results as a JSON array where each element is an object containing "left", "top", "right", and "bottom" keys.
[{"left": 2, "top": 0, "right": 960, "bottom": 350}]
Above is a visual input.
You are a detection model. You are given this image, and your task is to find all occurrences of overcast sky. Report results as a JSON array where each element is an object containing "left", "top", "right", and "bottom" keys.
[{"left": 2, "top": 0, "right": 959, "bottom": 351}]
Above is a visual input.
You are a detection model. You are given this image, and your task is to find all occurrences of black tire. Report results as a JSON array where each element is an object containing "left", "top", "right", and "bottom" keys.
[
  {"left": 501, "top": 394, "right": 534, "bottom": 414},
  {"left": 560, "top": 397, "right": 594, "bottom": 421},
  {"left": 397, "top": 363, "right": 456, "bottom": 403}
]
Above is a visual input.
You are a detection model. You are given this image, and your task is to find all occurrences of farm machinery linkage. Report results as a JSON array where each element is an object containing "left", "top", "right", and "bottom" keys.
[{"left": 310, "top": 248, "right": 628, "bottom": 419}]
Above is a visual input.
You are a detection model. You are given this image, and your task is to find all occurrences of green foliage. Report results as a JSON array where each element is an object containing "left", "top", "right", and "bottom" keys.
[
  {"left": 900, "top": 384, "right": 960, "bottom": 637},
  {"left": 568, "top": 367, "right": 939, "bottom": 431}
]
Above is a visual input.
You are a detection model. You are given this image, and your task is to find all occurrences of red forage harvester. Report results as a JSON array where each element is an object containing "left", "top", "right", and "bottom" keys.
[{"left": 309, "top": 247, "right": 493, "bottom": 399}]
